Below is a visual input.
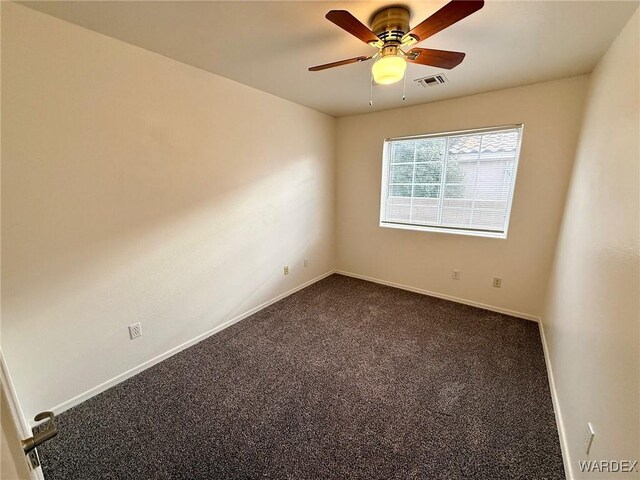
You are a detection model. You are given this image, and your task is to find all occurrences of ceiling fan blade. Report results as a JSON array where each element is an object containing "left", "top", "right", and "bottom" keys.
[
  {"left": 406, "top": 48, "right": 465, "bottom": 69},
  {"left": 404, "top": 1, "right": 484, "bottom": 43},
  {"left": 325, "top": 10, "right": 380, "bottom": 45},
  {"left": 309, "top": 55, "right": 373, "bottom": 72}
]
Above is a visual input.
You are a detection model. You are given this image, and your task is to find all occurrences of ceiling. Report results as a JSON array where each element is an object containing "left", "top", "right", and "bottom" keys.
[{"left": 21, "top": 1, "right": 638, "bottom": 117}]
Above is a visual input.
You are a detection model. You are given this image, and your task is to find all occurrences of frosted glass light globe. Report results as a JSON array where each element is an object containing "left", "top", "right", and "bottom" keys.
[{"left": 371, "top": 55, "right": 407, "bottom": 85}]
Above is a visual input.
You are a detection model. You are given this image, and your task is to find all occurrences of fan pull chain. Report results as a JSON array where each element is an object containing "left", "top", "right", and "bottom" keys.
[
  {"left": 369, "top": 71, "right": 374, "bottom": 106},
  {"left": 402, "top": 73, "right": 407, "bottom": 101}
]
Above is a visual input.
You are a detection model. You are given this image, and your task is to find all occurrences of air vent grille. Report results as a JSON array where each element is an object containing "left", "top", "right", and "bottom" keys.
[{"left": 415, "top": 74, "right": 449, "bottom": 88}]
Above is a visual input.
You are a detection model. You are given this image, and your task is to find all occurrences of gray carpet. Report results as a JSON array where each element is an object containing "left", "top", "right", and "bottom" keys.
[{"left": 36, "top": 274, "right": 564, "bottom": 479}]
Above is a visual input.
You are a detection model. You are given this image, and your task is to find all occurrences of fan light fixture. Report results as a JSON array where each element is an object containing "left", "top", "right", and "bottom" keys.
[
  {"left": 308, "top": 2, "right": 485, "bottom": 99},
  {"left": 371, "top": 54, "right": 406, "bottom": 85}
]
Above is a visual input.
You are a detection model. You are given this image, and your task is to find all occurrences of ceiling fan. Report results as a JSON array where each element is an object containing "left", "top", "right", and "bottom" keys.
[{"left": 309, "top": 1, "right": 484, "bottom": 86}]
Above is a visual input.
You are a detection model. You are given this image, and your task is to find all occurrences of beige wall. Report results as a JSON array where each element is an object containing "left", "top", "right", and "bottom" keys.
[
  {"left": 336, "top": 76, "right": 589, "bottom": 318},
  {"left": 1, "top": 3, "right": 335, "bottom": 419},
  {"left": 542, "top": 9, "right": 639, "bottom": 479}
]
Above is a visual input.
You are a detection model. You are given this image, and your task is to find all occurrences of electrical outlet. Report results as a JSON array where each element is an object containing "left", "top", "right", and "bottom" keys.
[
  {"left": 283, "top": 265, "right": 289, "bottom": 276},
  {"left": 304, "top": 258, "right": 308, "bottom": 268},
  {"left": 452, "top": 270, "right": 460, "bottom": 280},
  {"left": 493, "top": 277, "right": 502, "bottom": 288},
  {"left": 128, "top": 322, "right": 142, "bottom": 340},
  {"left": 584, "top": 422, "right": 595, "bottom": 455}
]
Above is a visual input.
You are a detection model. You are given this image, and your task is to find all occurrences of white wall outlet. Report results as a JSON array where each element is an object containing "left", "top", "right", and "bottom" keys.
[
  {"left": 128, "top": 322, "right": 142, "bottom": 340},
  {"left": 304, "top": 258, "right": 308, "bottom": 268},
  {"left": 584, "top": 422, "right": 595, "bottom": 455},
  {"left": 452, "top": 270, "right": 460, "bottom": 280},
  {"left": 493, "top": 277, "right": 502, "bottom": 288},
  {"left": 283, "top": 265, "right": 289, "bottom": 276}
]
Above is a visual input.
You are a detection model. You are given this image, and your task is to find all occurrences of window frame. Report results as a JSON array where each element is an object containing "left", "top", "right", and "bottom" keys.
[{"left": 379, "top": 124, "right": 524, "bottom": 239}]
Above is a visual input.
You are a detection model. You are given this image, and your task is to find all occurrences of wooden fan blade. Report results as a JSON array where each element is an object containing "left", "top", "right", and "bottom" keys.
[
  {"left": 405, "top": 1, "right": 484, "bottom": 43},
  {"left": 406, "top": 48, "right": 465, "bottom": 69},
  {"left": 309, "top": 55, "right": 373, "bottom": 72},
  {"left": 325, "top": 10, "right": 380, "bottom": 44}
]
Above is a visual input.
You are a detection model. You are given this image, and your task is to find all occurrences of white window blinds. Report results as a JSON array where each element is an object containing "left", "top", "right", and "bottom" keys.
[{"left": 380, "top": 125, "right": 523, "bottom": 238}]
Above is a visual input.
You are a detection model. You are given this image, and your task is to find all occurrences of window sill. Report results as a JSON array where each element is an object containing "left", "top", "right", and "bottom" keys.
[{"left": 379, "top": 221, "right": 508, "bottom": 239}]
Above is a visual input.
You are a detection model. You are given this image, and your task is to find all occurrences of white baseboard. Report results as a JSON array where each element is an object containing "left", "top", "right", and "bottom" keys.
[
  {"left": 538, "top": 320, "right": 573, "bottom": 480},
  {"left": 44, "top": 270, "right": 335, "bottom": 421},
  {"left": 335, "top": 270, "right": 540, "bottom": 322}
]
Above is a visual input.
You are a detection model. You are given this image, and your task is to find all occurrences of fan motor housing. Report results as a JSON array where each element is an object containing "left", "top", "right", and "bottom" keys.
[{"left": 370, "top": 6, "right": 411, "bottom": 45}]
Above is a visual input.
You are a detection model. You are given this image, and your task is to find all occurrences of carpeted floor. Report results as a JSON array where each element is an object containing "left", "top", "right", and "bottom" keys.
[{"left": 37, "top": 274, "right": 564, "bottom": 479}]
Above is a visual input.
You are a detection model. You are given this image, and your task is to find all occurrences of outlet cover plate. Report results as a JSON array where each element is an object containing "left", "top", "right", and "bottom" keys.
[{"left": 129, "top": 322, "right": 142, "bottom": 340}]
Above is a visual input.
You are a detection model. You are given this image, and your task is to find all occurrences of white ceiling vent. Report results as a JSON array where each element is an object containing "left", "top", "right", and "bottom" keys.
[{"left": 415, "top": 74, "right": 449, "bottom": 88}]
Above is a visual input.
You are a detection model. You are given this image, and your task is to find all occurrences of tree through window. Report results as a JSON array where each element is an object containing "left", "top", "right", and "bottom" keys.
[{"left": 380, "top": 125, "right": 523, "bottom": 238}]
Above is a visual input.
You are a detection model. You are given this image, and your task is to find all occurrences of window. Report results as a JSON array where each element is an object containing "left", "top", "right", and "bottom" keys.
[{"left": 380, "top": 125, "right": 523, "bottom": 238}]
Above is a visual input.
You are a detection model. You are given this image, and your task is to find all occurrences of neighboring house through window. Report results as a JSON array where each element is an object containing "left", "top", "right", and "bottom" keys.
[{"left": 380, "top": 125, "right": 523, "bottom": 238}]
